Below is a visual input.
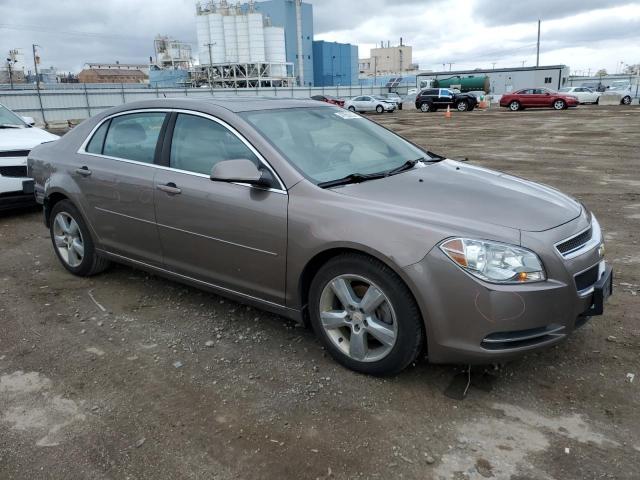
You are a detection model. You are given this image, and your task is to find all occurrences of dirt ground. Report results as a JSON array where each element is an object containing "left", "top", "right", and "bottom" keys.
[{"left": 1, "top": 104, "right": 639, "bottom": 480}]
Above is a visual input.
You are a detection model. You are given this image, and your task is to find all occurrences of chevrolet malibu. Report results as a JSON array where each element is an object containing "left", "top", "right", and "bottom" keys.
[{"left": 28, "top": 98, "right": 613, "bottom": 375}]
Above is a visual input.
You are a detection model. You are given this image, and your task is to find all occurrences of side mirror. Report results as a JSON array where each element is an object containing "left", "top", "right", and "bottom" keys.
[
  {"left": 22, "top": 116, "right": 36, "bottom": 126},
  {"left": 210, "top": 159, "right": 273, "bottom": 188}
]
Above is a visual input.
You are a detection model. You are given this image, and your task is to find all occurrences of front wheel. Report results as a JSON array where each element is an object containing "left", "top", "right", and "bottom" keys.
[
  {"left": 50, "top": 200, "right": 110, "bottom": 276},
  {"left": 456, "top": 101, "right": 469, "bottom": 112},
  {"left": 508, "top": 101, "right": 521, "bottom": 111},
  {"left": 309, "top": 254, "right": 424, "bottom": 376},
  {"left": 553, "top": 99, "right": 566, "bottom": 110},
  {"left": 348, "top": 106, "right": 356, "bottom": 112},
  {"left": 621, "top": 96, "right": 632, "bottom": 105},
  {"left": 376, "top": 105, "right": 384, "bottom": 114}
]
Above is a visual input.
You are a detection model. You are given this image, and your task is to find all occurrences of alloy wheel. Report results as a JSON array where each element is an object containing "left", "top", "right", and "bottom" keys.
[
  {"left": 52, "top": 212, "right": 85, "bottom": 268},
  {"left": 554, "top": 100, "right": 565, "bottom": 110},
  {"left": 509, "top": 101, "right": 520, "bottom": 111},
  {"left": 319, "top": 274, "right": 398, "bottom": 363}
]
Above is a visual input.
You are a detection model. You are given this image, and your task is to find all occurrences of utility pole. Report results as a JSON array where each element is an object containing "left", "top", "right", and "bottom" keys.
[
  {"left": 373, "top": 56, "right": 377, "bottom": 86},
  {"left": 205, "top": 42, "right": 215, "bottom": 88},
  {"left": 32, "top": 44, "right": 46, "bottom": 125},
  {"left": 491, "top": 62, "right": 496, "bottom": 70},
  {"left": 536, "top": 19, "right": 541, "bottom": 67},
  {"left": 447, "top": 63, "right": 453, "bottom": 71}
]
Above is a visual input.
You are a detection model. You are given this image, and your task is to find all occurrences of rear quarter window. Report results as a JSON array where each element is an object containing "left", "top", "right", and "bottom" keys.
[{"left": 85, "top": 120, "right": 110, "bottom": 154}]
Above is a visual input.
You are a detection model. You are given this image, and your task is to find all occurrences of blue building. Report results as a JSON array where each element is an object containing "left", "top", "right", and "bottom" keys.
[
  {"left": 253, "top": 0, "right": 314, "bottom": 86},
  {"left": 312, "top": 41, "right": 358, "bottom": 86}
]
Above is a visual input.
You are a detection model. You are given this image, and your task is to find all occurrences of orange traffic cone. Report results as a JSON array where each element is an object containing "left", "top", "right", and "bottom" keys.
[{"left": 445, "top": 105, "right": 452, "bottom": 118}]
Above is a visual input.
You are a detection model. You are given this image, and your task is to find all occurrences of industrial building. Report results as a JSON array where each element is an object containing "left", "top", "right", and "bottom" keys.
[
  {"left": 78, "top": 63, "right": 149, "bottom": 84},
  {"left": 416, "top": 65, "right": 570, "bottom": 95},
  {"left": 195, "top": 0, "right": 296, "bottom": 87},
  {"left": 359, "top": 41, "right": 418, "bottom": 77},
  {"left": 153, "top": 36, "right": 193, "bottom": 70},
  {"left": 312, "top": 41, "right": 358, "bottom": 87},
  {"left": 252, "top": 0, "right": 314, "bottom": 86},
  {"left": 1, "top": 49, "right": 27, "bottom": 86}
]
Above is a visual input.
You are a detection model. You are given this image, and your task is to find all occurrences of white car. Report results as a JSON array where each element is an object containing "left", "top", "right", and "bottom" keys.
[
  {"left": 0, "top": 104, "right": 58, "bottom": 210},
  {"left": 344, "top": 95, "right": 396, "bottom": 114},
  {"left": 558, "top": 87, "right": 601, "bottom": 104}
]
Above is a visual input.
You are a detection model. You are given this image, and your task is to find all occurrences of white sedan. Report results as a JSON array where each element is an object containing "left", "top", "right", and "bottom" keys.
[
  {"left": 558, "top": 87, "right": 601, "bottom": 104},
  {"left": 0, "top": 103, "right": 58, "bottom": 210},
  {"left": 344, "top": 95, "right": 396, "bottom": 114}
]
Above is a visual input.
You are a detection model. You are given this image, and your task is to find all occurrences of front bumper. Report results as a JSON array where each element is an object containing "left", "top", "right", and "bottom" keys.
[
  {"left": 0, "top": 178, "right": 36, "bottom": 210},
  {"left": 403, "top": 219, "right": 612, "bottom": 364}
]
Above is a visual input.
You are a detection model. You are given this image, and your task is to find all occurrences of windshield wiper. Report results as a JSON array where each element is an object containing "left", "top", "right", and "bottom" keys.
[
  {"left": 317, "top": 172, "right": 386, "bottom": 189},
  {"left": 424, "top": 150, "right": 446, "bottom": 161},
  {"left": 386, "top": 157, "right": 424, "bottom": 176}
]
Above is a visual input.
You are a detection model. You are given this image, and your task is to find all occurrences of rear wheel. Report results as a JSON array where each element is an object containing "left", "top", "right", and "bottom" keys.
[
  {"left": 508, "top": 101, "right": 521, "bottom": 111},
  {"left": 553, "top": 99, "right": 566, "bottom": 110},
  {"left": 420, "top": 102, "right": 432, "bottom": 112},
  {"left": 309, "top": 254, "right": 424, "bottom": 376},
  {"left": 621, "top": 96, "right": 632, "bottom": 105},
  {"left": 456, "top": 101, "right": 469, "bottom": 112},
  {"left": 50, "top": 200, "right": 110, "bottom": 276},
  {"left": 348, "top": 106, "right": 356, "bottom": 112}
]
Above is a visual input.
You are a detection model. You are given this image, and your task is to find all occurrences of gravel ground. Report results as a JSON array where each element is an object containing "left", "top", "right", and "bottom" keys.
[{"left": 1, "top": 104, "right": 638, "bottom": 479}]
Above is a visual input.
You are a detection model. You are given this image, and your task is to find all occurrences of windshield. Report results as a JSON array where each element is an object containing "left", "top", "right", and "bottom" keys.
[
  {"left": 0, "top": 104, "right": 27, "bottom": 127},
  {"left": 241, "top": 107, "right": 427, "bottom": 184}
]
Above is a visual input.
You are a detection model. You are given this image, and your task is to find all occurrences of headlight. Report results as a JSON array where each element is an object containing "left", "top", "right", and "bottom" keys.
[{"left": 440, "top": 238, "right": 546, "bottom": 283}]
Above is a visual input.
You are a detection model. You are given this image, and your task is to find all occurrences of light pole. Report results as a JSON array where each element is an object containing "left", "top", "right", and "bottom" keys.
[
  {"left": 204, "top": 42, "right": 216, "bottom": 88},
  {"left": 5, "top": 57, "right": 15, "bottom": 89},
  {"left": 331, "top": 55, "right": 336, "bottom": 87}
]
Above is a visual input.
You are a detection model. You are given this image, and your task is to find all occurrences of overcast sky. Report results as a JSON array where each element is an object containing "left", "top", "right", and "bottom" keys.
[{"left": 1, "top": 0, "right": 639, "bottom": 75}]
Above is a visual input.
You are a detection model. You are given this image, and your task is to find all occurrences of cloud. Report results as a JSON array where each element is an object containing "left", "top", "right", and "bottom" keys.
[{"left": 472, "top": 0, "right": 633, "bottom": 25}]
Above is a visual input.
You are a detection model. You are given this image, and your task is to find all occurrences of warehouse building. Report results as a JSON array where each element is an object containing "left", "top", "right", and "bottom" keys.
[
  {"left": 312, "top": 41, "right": 358, "bottom": 86},
  {"left": 359, "top": 41, "right": 419, "bottom": 77},
  {"left": 416, "top": 65, "right": 570, "bottom": 95},
  {"left": 78, "top": 63, "right": 148, "bottom": 84}
]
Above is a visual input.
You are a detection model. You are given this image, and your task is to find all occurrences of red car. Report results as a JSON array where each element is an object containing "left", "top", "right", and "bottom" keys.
[
  {"left": 500, "top": 88, "right": 579, "bottom": 111},
  {"left": 311, "top": 95, "right": 345, "bottom": 108}
]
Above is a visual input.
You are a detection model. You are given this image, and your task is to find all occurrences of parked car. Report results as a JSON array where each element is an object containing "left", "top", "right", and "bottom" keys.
[
  {"left": 558, "top": 87, "right": 601, "bottom": 104},
  {"left": 605, "top": 85, "right": 634, "bottom": 105},
  {"left": 345, "top": 95, "right": 396, "bottom": 113},
  {"left": 0, "top": 103, "right": 58, "bottom": 211},
  {"left": 29, "top": 99, "right": 613, "bottom": 375},
  {"left": 311, "top": 95, "right": 345, "bottom": 108},
  {"left": 581, "top": 82, "right": 606, "bottom": 92},
  {"left": 377, "top": 93, "right": 403, "bottom": 110},
  {"left": 415, "top": 88, "right": 478, "bottom": 112},
  {"left": 500, "top": 88, "right": 579, "bottom": 111}
]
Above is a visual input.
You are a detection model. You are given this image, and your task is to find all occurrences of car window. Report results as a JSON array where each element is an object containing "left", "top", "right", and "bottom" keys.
[
  {"left": 362, "top": 97, "right": 372, "bottom": 101},
  {"left": 169, "top": 114, "right": 259, "bottom": 176},
  {"left": 85, "top": 120, "right": 110, "bottom": 154},
  {"left": 0, "top": 104, "right": 27, "bottom": 127},
  {"left": 102, "top": 113, "right": 165, "bottom": 163},
  {"left": 440, "top": 89, "right": 453, "bottom": 97},
  {"left": 242, "top": 107, "right": 425, "bottom": 184},
  {"left": 353, "top": 96, "right": 365, "bottom": 101},
  {"left": 559, "top": 87, "right": 571, "bottom": 92}
]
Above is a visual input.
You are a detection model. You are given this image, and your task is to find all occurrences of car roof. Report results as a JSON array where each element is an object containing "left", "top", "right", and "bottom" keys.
[{"left": 102, "top": 97, "right": 331, "bottom": 114}]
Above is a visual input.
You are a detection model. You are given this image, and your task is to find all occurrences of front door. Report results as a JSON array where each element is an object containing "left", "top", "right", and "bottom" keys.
[
  {"left": 153, "top": 113, "right": 288, "bottom": 304},
  {"left": 76, "top": 111, "right": 166, "bottom": 265}
]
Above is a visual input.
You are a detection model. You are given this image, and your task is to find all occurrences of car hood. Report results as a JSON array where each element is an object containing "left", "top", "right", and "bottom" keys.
[
  {"left": 331, "top": 160, "right": 582, "bottom": 232},
  {"left": 0, "top": 127, "right": 59, "bottom": 152}
]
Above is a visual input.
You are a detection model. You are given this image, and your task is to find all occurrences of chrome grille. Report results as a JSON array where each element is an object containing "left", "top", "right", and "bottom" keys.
[{"left": 556, "top": 228, "right": 592, "bottom": 256}]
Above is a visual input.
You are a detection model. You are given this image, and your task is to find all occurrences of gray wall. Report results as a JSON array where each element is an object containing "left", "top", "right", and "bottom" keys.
[{"left": 0, "top": 85, "right": 392, "bottom": 125}]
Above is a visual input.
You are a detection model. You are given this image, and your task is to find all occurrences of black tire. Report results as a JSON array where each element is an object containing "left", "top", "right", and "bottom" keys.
[
  {"left": 621, "top": 96, "right": 632, "bottom": 105},
  {"left": 49, "top": 199, "right": 110, "bottom": 276},
  {"left": 420, "top": 102, "right": 432, "bottom": 113},
  {"left": 348, "top": 106, "right": 356, "bottom": 112},
  {"left": 376, "top": 105, "right": 384, "bottom": 114},
  {"left": 398, "top": 104, "right": 403, "bottom": 110},
  {"left": 308, "top": 253, "right": 424, "bottom": 376},
  {"left": 508, "top": 100, "right": 521, "bottom": 111},
  {"left": 553, "top": 99, "right": 566, "bottom": 110},
  {"left": 595, "top": 97, "right": 600, "bottom": 105},
  {"left": 456, "top": 101, "right": 469, "bottom": 112}
]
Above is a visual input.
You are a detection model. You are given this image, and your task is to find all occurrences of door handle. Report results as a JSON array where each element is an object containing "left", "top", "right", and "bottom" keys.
[
  {"left": 75, "top": 166, "right": 92, "bottom": 177},
  {"left": 156, "top": 183, "right": 182, "bottom": 195}
]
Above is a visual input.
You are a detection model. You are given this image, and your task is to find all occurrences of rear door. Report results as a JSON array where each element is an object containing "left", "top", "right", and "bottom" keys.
[
  {"left": 153, "top": 112, "right": 288, "bottom": 304},
  {"left": 77, "top": 111, "right": 166, "bottom": 265}
]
